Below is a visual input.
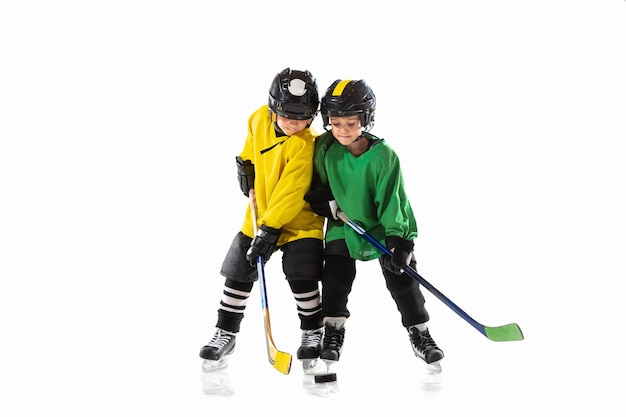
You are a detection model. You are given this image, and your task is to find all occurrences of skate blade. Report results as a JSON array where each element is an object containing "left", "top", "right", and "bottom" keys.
[
  {"left": 321, "top": 359, "right": 338, "bottom": 373},
  {"left": 321, "top": 358, "right": 337, "bottom": 366},
  {"left": 301, "top": 358, "right": 320, "bottom": 375},
  {"left": 425, "top": 360, "right": 442, "bottom": 374},
  {"left": 202, "top": 357, "right": 229, "bottom": 372}
]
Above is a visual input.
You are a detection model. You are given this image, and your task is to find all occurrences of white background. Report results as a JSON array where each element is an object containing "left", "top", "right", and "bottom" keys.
[{"left": 1, "top": 0, "right": 625, "bottom": 415}]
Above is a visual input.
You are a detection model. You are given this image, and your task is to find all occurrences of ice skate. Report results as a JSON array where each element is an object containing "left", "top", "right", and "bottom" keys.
[
  {"left": 200, "top": 328, "right": 236, "bottom": 372},
  {"left": 297, "top": 328, "right": 323, "bottom": 374},
  {"left": 408, "top": 326, "right": 444, "bottom": 372},
  {"left": 319, "top": 321, "right": 345, "bottom": 366}
]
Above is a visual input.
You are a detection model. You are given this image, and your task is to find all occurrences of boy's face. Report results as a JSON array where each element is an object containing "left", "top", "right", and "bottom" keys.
[
  {"left": 329, "top": 116, "right": 363, "bottom": 145},
  {"left": 276, "top": 115, "right": 311, "bottom": 136}
]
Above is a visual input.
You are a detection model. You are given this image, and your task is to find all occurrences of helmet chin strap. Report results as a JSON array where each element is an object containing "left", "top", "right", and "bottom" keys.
[
  {"left": 353, "top": 134, "right": 364, "bottom": 143},
  {"left": 274, "top": 123, "right": 286, "bottom": 136}
]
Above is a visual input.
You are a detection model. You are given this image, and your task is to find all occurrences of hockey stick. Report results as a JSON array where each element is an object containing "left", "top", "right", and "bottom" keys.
[
  {"left": 249, "top": 189, "right": 292, "bottom": 374},
  {"left": 336, "top": 211, "right": 524, "bottom": 342}
]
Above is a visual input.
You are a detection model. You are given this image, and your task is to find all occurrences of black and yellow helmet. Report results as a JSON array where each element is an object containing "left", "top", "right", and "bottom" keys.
[
  {"left": 320, "top": 79, "right": 376, "bottom": 131},
  {"left": 268, "top": 68, "right": 319, "bottom": 121}
]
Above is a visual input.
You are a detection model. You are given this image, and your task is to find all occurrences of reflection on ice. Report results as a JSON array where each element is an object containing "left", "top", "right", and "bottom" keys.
[
  {"left": 301, "top": 374, "right": 339, "bottom": 397},
  {"left": 201, "top": 368, "right": 234, "bottom": 397},
  {"left": 420, "top": 362, "right": 443, "bottom": 395}
]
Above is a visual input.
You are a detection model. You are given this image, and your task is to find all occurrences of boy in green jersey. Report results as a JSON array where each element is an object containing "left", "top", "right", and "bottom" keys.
[{"left": 305, "top": 79, "right": 444, "bottom": 366}]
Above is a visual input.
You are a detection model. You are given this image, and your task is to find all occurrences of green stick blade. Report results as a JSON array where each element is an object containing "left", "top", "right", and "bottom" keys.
[{"left": 484, "top": 323, "right": 524, "bottom": 342}]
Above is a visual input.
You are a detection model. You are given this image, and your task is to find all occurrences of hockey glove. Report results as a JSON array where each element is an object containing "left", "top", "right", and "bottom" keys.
[
  {"left": 246, "top": 225, "right": 281, "bottom": 265},
  {"left": 381, "top": 236, "right": 414, "bottom": 275},
  {"left": 236, "top": 156, "right": 255, "bottom": 197},
  {"left": 304, "top": 187, "right": 339, "bottom": 220}
]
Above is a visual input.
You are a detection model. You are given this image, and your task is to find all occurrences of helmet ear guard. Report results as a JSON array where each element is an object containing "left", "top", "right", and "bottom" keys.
[
  {"left": 268, "top": 68, "right": 320, "bottom": 121},
  {"left": 320, "top": 79, "right": 376, "bottom": 132}
]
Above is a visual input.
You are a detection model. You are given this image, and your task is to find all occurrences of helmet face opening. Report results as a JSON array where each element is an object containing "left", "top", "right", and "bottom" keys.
[
  {"left": 269, "top": 100, "right": 315, "bottom": 120},
  {"left": 321, "top": 79, "right": 376, "bottom": 131},
  {"left": 268, "top": 68, "right": 319, "bottom": 121}
]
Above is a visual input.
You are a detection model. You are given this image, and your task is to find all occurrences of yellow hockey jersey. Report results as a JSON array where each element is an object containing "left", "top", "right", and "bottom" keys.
[{"left": 238, "top": 105, "right": 324, "bottom": 246}]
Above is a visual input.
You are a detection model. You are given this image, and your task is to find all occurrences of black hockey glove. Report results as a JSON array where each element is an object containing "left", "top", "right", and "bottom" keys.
[
  {"left": 304, "top": 187, "right": 339, "bottom": 220},
  {"left": 381, "top": 236, "right": 414, "bottom": 275},
  {"left": 236, "top": 156, "right": 255, "bottom": 197},
  {"left": 246, "top": 225, "right": 281, "bottom": 265}
]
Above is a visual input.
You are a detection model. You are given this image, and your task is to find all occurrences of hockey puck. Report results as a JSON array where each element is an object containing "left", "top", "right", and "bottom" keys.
[{"left": 314, "top": 373, "right": 337, "bottom": 383}]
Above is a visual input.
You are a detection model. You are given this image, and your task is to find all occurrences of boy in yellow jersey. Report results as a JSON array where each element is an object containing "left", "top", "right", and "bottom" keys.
[{"left": 199, "top": 68, "right": 325, "bottom": 371}]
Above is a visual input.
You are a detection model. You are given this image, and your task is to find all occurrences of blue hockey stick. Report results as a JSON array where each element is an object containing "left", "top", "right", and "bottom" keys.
[{"left": 336, "top": 211, "right": 524, "bottom": 342}]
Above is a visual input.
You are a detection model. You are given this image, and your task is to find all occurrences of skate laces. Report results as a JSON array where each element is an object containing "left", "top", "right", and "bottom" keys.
[
  {"left": 409, "top": 328, "right": 438, "bottom": 353},
  {"left": 207, "top": 329, "right": 234, "bottom": 350},
  {"left": 323, "top": 325, "right": 345, "bottom": 350},
  {"left": 300, "top": 328, "right": 323, "bottom": 348}
]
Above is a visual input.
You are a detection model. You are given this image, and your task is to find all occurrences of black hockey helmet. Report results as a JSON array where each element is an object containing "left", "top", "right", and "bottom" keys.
[
  {"left": 320, "top": 79, "right": 376, "bottom": 131},
  {"left": 268, "top": 68, "right": 319, "bottom": 121}
]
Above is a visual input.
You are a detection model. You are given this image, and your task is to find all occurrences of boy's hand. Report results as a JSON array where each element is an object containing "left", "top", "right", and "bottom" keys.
[
  {"left": 236, "top": 156, "right": 254, "bottom": 197},
  {"left": 246, "top": 225, "right": 281, "bottom": 265},
  {"left": 382, "top": 236, "right": 414, "bottom": 275},
  {"left": 304, "top": 187, "right": 339, "bottom": 220}
]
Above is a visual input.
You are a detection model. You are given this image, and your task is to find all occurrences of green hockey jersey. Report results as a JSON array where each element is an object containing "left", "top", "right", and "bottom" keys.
[{"left": 312, "top": 131, "right": 417, "bottom": 261}]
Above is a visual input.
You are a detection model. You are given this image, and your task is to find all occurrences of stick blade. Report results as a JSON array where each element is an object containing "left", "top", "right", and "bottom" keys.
[
  {"left": 484, "top": 323, "right": 524, "bottom": 342},
  {"left": 273, "top": 351, "right": 292, "bottom": 375}
]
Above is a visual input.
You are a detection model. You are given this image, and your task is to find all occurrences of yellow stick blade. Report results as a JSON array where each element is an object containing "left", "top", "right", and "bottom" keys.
[{"left": 273, "top": 351, "right": 292, "bottom": 375}]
